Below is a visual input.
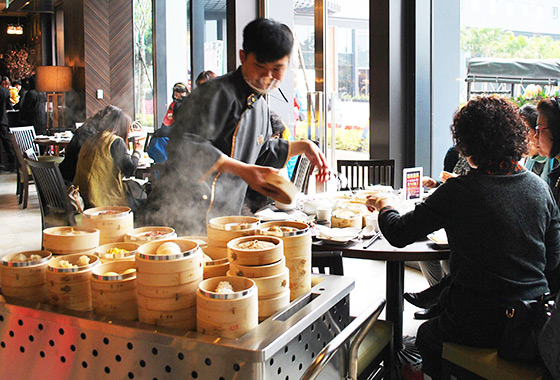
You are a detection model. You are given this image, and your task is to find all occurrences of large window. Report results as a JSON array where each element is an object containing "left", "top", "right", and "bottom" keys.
[{"left": 133, "top": 0, "right": 154, "bottom": 127}]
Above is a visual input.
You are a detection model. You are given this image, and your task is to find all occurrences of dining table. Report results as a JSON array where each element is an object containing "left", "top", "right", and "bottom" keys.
[
  {"left": 313, "top": 234, "right": 450, "bottom": 360},
  {"left": 33, "top": 136, "right": 71, "bottom": 155}
]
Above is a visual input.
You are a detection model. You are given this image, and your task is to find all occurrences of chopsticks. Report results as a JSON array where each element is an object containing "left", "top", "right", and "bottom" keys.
[{"left": 363, "top": 231, "right": 382, "bottom": 249}]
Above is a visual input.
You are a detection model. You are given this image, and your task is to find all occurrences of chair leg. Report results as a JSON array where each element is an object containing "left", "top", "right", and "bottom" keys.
[{"left": 22, "top": 175, "right": 29, "bottom": 209}]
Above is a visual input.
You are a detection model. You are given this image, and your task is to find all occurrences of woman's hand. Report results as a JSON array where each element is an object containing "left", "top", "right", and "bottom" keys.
[
  {"left": 365, "top": 194, "right": 391, "bottom": 212},
  {"left": 422, "top": 176, "right": 438, "bottom": 189}
]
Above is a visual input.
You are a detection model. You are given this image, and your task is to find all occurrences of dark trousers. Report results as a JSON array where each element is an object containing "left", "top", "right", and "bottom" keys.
[
  {"left": 0, "top": 124, "right": 15, "bottom": 169},
  {"left": 416, "top": 284, "right": 505, "bottom": 379}
]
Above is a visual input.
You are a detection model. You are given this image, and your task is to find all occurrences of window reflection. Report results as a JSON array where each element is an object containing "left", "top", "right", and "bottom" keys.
[{"left": 133, "top": 0, "right": 154, "bottom": 127}]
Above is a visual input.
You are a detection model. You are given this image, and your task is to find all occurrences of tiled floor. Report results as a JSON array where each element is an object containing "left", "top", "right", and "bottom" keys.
[{"left": 0, "top": 171, "right": 430, "bottom": 337}]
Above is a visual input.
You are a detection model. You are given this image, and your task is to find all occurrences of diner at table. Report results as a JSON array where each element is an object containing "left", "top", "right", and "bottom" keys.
[
  {"left": 73, "top": 106, "right": 143, "bottom": 209},
  {"left": 366, "top": 96, "right": 560, "bottom": 379}
]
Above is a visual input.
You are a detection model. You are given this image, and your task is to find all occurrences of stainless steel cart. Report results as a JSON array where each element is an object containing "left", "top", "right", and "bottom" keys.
[{"left": 0, "top": 275, "right": 355, "bottom": 379}]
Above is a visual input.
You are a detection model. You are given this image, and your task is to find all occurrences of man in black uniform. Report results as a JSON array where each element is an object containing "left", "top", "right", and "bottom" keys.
[
  {"left": 0, "top": 84, "right": 15, "bottom": 172},
  {"left": 142, "top": 18, "right": 328, "bottom": 234}
]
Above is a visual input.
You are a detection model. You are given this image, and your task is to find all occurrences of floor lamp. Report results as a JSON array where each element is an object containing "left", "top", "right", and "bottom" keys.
[{"left": 36, "top": 66, "right": 73, "bottom": 131}]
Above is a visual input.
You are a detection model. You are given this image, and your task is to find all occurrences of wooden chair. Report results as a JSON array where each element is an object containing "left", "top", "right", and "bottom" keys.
[
  {"left": 301, "top": 298, "right": 394, "bottom": 380},
  {"left": 9, "top": 133, "right": 33, "bottom": 209},
  {"left": 337, "top": 159, "right": 395, "bottom": 190},
  {"left": 9, "top": 126, "right": 39, "bottom": 156},
  {"left": 26, "top": 159, "right": 78, "bottom": 230}
]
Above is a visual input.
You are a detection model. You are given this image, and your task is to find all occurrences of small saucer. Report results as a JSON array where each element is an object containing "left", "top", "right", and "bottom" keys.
[{"left": 362, "top": 225, "right": 378, "bottom": 238}]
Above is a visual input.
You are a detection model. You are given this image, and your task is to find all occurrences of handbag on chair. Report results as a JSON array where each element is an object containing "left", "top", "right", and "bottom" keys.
[
  {"left": 497, "top": 293, "right": 554, "bottom": 362},
  {"left": 67, "top": 185, "right": 85, "bottom": 214}
]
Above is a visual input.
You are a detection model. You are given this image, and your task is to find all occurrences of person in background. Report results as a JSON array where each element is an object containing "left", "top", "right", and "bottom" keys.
[
  {"left": 520, "top": 103, "right": 557, "bottom": 184},
  {"left": 146, "top": 82, "right": 189, "bottom": 163},
  {"left": 1, "top": 77, "right": 10, "bottom": 90},
  {"left": 195, "top": 70, "right": 217, "bottom": 87},
  {"left": 74, "top": 106, "right": 141, "bottom": 208},
  {"left": 141, "top": 18, "right": 329, "bottom": 235},
  {"left": 0, "top": 81, "right": 15, "bottom": 172},
  {"left": 366, "top": 96, "right": 560, "bottom": 379},
  {"left": 59, "top": 106, "right": 117, "bottom": 184},
  {"left": 9, "top": 80, "right": 21, "bottom": 108},
  {"left": 19, "top": 76, "right": 47, "bottom": 139}
]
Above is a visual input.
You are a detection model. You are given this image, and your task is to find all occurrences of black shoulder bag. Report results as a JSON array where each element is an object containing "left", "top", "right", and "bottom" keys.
[{"left": 497, "top": 293, "right": 555, "bottom": 363}]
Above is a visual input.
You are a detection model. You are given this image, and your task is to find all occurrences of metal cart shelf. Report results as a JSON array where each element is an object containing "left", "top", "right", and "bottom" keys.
[{"left": 0, "top": 275, "right": 353, "bottom": 379}]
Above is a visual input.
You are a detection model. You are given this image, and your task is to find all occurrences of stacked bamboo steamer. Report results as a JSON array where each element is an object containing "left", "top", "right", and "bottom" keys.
[
  {"left": 227, "top": 235, "right": 290, "bottom": 321},
  {"left": 197, "top": 276, "right": 258, "bottom": 338},
  {"left": 91, "top": 261, "right": 138, "bottom": 320},
  {"left": 42, "top": 226, "right": 100, "bottom": 256},
  {"left": 182, "top": 236, "right": 230, "bottom": 279},
  {"left": 206, "top": 216, "right": 260, "bottom": 259},
  {"left": 1, "top": 250, "right": 52, "bottom": 303},
  {"left": 46, "top": 253, "right": 99, "bottom": 311},
  {"left": 124, "top": 226, "right": 176, "bottom": 244},
  {"left": 136, "top": 239, "right": 203, "bottom": 330},
  {"left": 81, "top": 206, "right": 134, "bottom": 245},
  {"left": 257, "top": 221, "right": 312, "bottom": 301},
  {"left": 95, "top": 242, "right": 140, "bottom": 263}
]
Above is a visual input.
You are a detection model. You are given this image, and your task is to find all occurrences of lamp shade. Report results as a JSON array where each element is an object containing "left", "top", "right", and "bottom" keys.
[{"left": 36, "top": 66, "right": 73, "bottom": 92}]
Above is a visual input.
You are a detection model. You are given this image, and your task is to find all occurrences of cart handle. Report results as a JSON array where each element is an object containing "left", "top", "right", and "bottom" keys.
[{"left": 300, "top": 297, "right": 386, "bottom": 380}]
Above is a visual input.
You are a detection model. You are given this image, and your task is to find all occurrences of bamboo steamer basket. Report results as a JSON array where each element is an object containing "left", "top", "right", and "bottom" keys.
[
  {"left": 206, "top": 216, "right": 260, "bottom": 251},
  {"left": 257, "top": 221, "right": 311, "bottom": 259},
  {"left": 203, "top": 258, "right": 230, "bottom": 279},
  {"left": 136, "top": 239, "right": 202, "bottom": 330},
  {"left": 227, "top": 267, "right": 289, "bottom": 299},
  {"left": 46, "top": 254, "right": 99, "bottom": 311},
  {"left": 180, "top": 236, "right": 208, "bottom": 249},
  {"left": 124, "top": 226, "right": 176, "bottom": 244},
  {"left": 90, "top": 261, "right": 137, "bottom": 320},
  {"left": 43, "top": 227, "right": 100, "bottom": 255},
  {"left": 136, "top": 239, "right": 203, "bottom": 275},
  {"left": 81, "top": 206, "right": 134, "bottom": 245},
  {"left": 331, "top": 209, "right": 362, "bottom": 228},
  {"left": 227, "top": 236, "right": 283, "bottom": 266},
  {"left": 95, "top": 242, "right": 140, "bottom": 263},
  {"left": 256, "top": 222, "right": 311, "bottom": 300},
  {"left": 258, "top": 289, "right": 290, "bottom": 321},
  {"left": 136, "top": 278, "right": 199, "bottom": 298},
  {"left": 138, "top": 305, "right": 197, "bottom": 330},
  {"left": 228, "top": 256, "right": 286, "bottom": 278},
  {"left": 1, "top": 250, "right": 52, "bottom": 303},
  {"left": 197, "top": 276, "right": 258, "bottom": 339},
  {"left": 202, "top": 245, "right": 229, "bottom": 260}
]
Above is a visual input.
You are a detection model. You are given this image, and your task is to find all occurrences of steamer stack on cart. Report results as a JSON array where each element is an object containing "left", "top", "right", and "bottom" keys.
[
  {"left": 257, "top": 221, "right": 312, "bottom": 301},
  {"left": 182, "top": 235, "right": 230, "bottom": 279},
  {"left": 81, "top": 206, "right": 134, "bottom": 245},
  {"left": 136, "top": 239, "right": 203, "bottom": 330},
  {"left": 42, "top": 227, "right": 100, "bottom": 256},
  {"left": 1, "top": 251, "right": 52, "bottom": 303},
  {"left": 227, "top": 235, "right": 290, "bottom": 321},
  {"left": 91, "top": 260, "right": 138, "bottom": 320},
  {"left": 206, "top": 216, "right": 260, "bottom": 259},
  {"left": 46, "top": 254, "right": 99, "bottom": 311}
]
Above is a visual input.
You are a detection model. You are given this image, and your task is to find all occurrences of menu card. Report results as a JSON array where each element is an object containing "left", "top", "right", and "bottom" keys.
[{"left": 403, "top": 167, "right": 423, "bottom": 201}]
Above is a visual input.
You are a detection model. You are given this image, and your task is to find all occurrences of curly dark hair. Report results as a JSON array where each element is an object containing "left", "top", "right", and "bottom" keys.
[{"left": 451, "top": 96, "right": 527, "bottom": 166}]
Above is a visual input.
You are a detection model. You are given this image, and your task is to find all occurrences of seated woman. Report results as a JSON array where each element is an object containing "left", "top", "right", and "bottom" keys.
[
  {"left": 74, "top": 106, "right": 141, "bottom": 208},
  {"left": 520, "top": 103, "right": 556, "bottom": 183},
  {"left": 59, "top": 106, "right": 118, "bottom": 184},
  {"left": 366, "top": 96, "right": 560, "bottom": 379}
]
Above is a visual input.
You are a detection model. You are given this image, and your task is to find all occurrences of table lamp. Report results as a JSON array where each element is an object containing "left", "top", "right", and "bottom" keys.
[{"left": 36, "top": 66, "right": 73, "bottom": 131}]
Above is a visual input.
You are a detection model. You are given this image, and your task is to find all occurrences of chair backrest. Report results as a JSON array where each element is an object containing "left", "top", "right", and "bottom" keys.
[
  {"left": 337, "top": 159, "right": 395, "bottom": 190},
  {"left": 144, "top": 132, "right": 154, "bottom": 152},
  {"left": 9, "top": 133, "right": 28, "bottom": 174},
  {"left": 291, "top": 155, "right": 312, "bottom": 194},
  {"left": 24, "top": 148, "right": 38, "bottom": 161},
  {"left": 26, "top": 159, "right": 76, "bottom": 229},
  {"left": 9, "top": 126, "right": 39, "bottom": 156},
  {"left": 312, "top": 251, "right": 344, "bottom": 275}
]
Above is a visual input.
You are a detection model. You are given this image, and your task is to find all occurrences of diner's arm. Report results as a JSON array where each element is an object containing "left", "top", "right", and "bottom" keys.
[{"left": 110, "top": 138, "right": 140, "bottom": 177}]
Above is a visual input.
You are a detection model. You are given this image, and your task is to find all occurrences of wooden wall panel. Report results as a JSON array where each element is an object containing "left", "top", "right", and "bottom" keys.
[
  {"left": 109, "top": 0, "right": 134, "bottom": 119},
  {"left": 84, "top": 0, "right": 110, "bottom": 117}
]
